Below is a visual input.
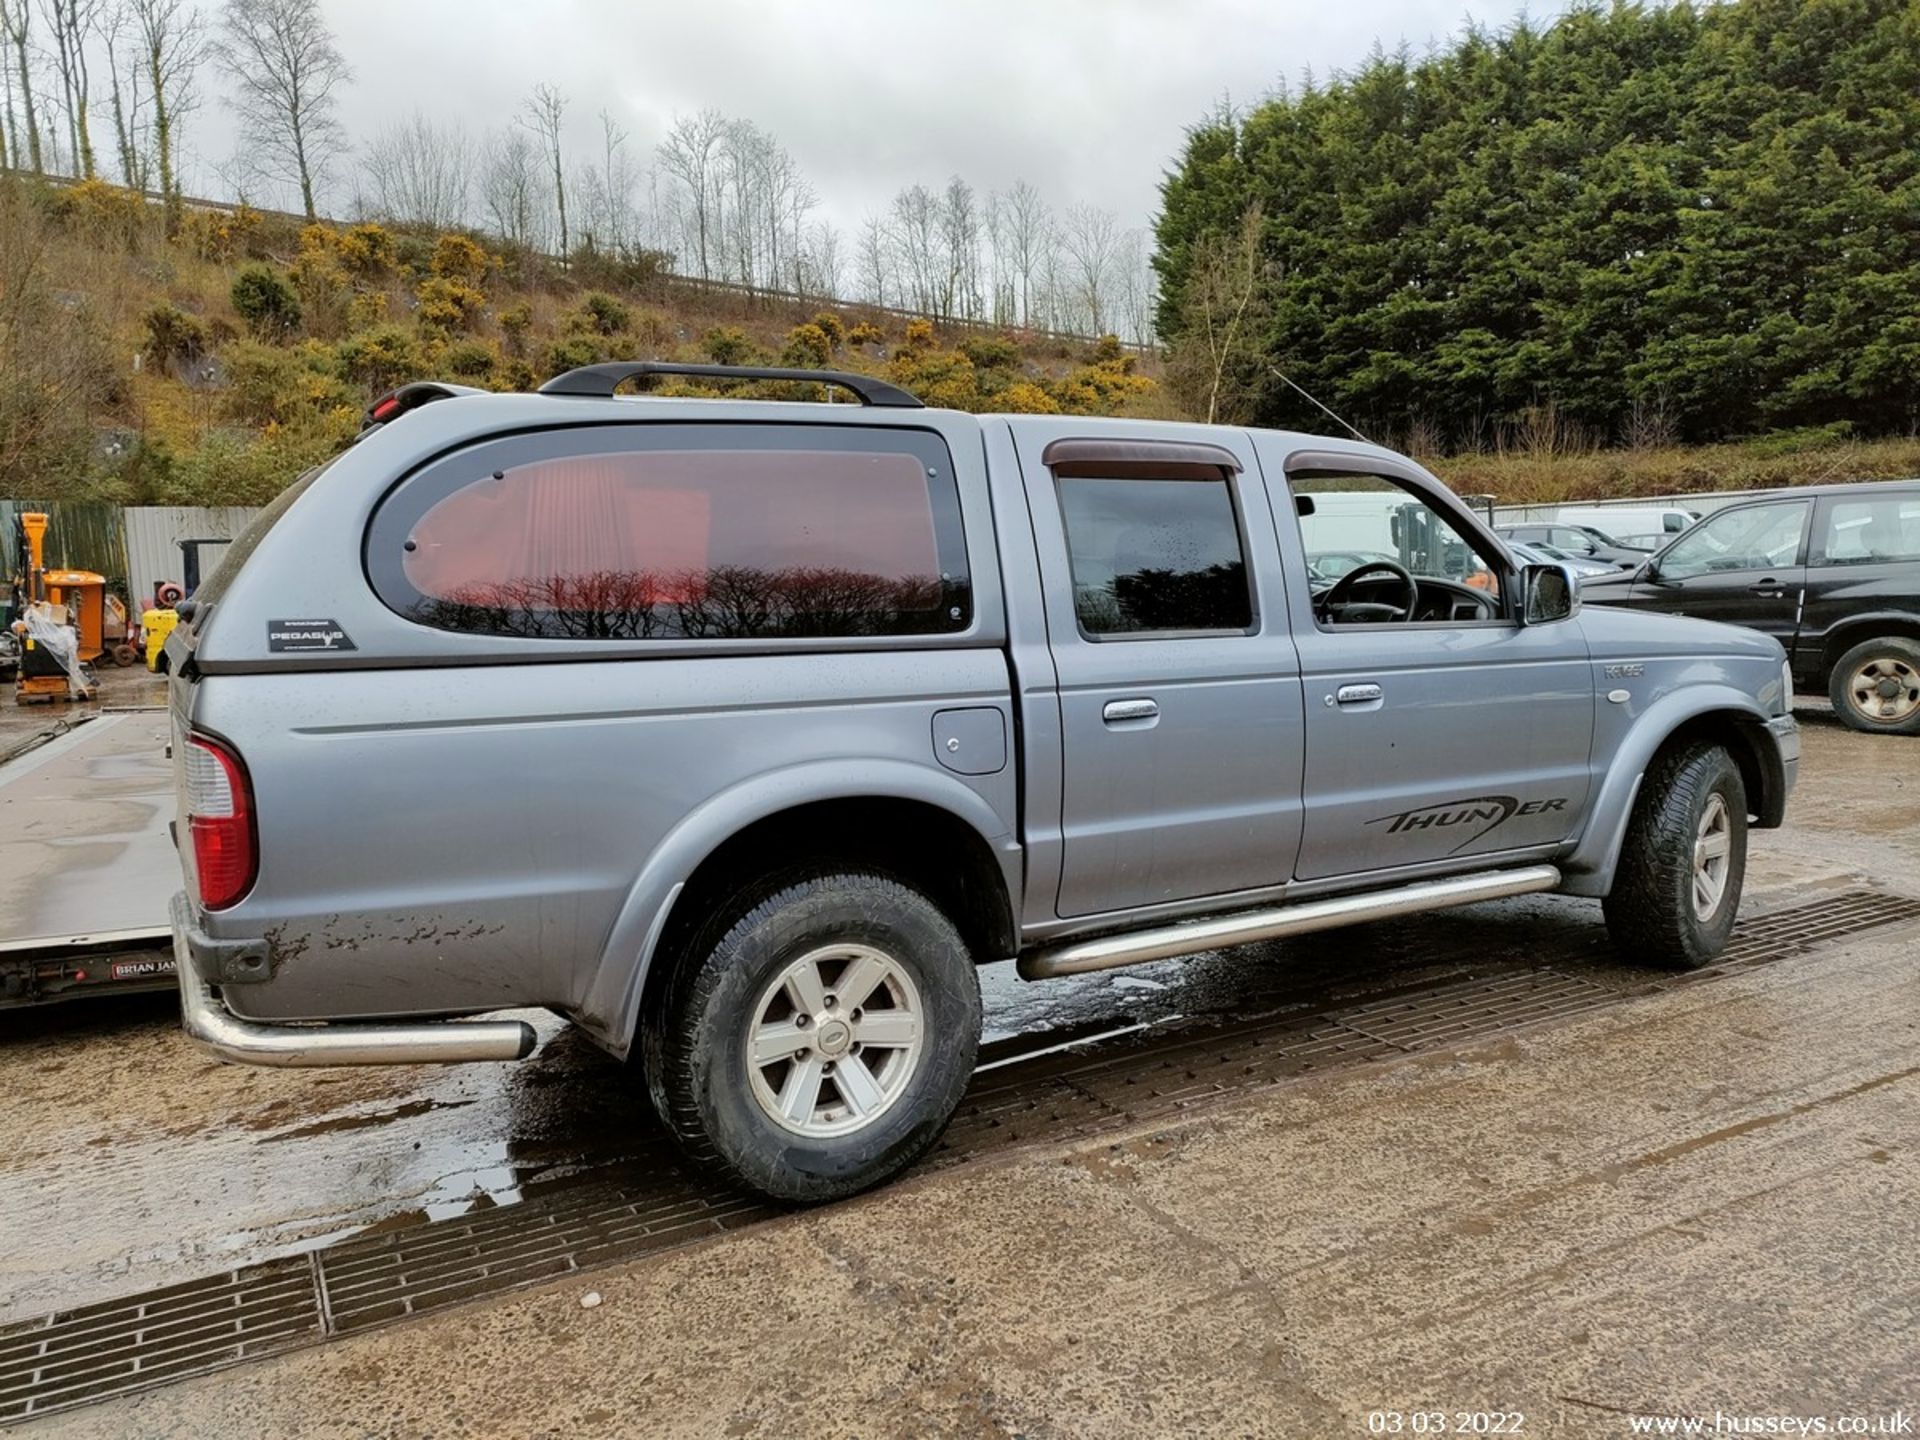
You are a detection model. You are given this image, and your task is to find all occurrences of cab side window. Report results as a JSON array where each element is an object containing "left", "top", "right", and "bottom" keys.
[{"left": 1658, "top": 502, "right": 1808, "bottom": 580}]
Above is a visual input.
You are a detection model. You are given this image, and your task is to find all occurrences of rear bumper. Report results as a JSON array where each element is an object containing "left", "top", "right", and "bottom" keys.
[{"left": 172, "top": 893, "right": 537, "bottom": 1066}]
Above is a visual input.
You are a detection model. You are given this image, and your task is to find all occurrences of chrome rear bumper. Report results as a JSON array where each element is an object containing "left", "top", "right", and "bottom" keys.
[{"left": 172, "top": 893, "right": 537, "bottom": 1066}]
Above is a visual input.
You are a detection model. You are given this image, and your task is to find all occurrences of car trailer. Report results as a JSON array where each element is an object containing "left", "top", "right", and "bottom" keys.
[{"left": 0, "top": 710, "right": 175, "bottom": 1008}]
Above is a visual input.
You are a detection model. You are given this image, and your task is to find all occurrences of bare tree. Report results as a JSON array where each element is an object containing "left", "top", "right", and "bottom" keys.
[
  {"left": 1167, "top": 205, "right": 1268, "bottom": 423},
  {"left": 576, "top": 108, "right": 637, "bottom": 251},
  {"left": 856, "top": 212, "right": 889, "bottom": 306},
  {"left": 999, "top": 180, "right": 1051, "bottom": 328},
  {"left": 1061, "top": 202, "right": 1120, "bottom": 334},
  {"left": 0, "top": 0, "right": 41, "bottom": 172},
  {"left": 800, "top": 220, "right": 842, "bottom": 300},
  {"left": 97, "top": 0, "right": 149, "bottom": 187},
  {"left": 129, "top": 0, "right": 206, "bottom": 224},
  {"left": 518, "top": 82, "right": 567, "bottom": 256},
  {"left": 657, "top": 108, "right": 725, "bottom": 280},
  {"left": 1113, "top": 227, "right": 1157, "bottom": 347},
  {"left": 211, "top": 0, "right": 349, "bottom": 218},
  {"left": 889, "top": 183, "right": 941, "bottom": 316},
  {"left": 481, "top": 128, "right": 543, "bottom": 250},
  {"left": 40, "top": 0, "right": 98, "bottom": 177},
  {"left": 361, "top": 110, "right": 471, "bottom": 229},
  {"left": 940, "top": 176, "right": 982, "bottom": 320}
]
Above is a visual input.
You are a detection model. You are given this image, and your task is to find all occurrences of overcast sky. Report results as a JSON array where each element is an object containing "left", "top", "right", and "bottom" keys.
[{"left": 185, "top": 0, "right": 1571, "bottom": 238}]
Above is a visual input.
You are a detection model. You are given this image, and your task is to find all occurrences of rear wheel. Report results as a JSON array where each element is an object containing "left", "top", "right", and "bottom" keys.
[
  {"left": 1828, "top": 637, "right": 1920, "bottom": 735},
  {"left": 644, "top": 871, "right": 980, "bottom": 1204},
  {"left": 1603, "top": 743, "right": 1748, "bottom": 969}
]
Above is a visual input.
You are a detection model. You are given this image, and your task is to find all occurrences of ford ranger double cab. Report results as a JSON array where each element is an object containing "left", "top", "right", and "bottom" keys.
[{"left": 166, "top": 361, "right": 1799, "bottom": 1203}]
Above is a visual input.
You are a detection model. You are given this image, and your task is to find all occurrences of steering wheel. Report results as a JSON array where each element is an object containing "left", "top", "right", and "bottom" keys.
[{"left": 1321, "top": 560, "right": 1419, "bottom": 623}]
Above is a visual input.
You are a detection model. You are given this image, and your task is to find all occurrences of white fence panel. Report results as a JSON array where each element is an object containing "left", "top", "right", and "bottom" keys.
[{"left": 123, "top": 507, "right": 260, "bottom": 609}]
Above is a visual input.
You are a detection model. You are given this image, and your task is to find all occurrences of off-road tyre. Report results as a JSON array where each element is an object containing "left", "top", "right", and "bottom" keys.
[
  {"left": 642, "top": 871, "right": 981, "bottom": 1205},
  {"left": 1827, "top": 637, "right": 1920, "bottom": 736},
  {"left": 1603, "top": 743, "right": 1747, "bottom": 970}
]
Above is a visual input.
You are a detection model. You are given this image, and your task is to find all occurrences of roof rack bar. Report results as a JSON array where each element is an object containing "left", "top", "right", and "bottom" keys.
[{"left": 537, "top": 361, "right": 924, "bottom": 408}]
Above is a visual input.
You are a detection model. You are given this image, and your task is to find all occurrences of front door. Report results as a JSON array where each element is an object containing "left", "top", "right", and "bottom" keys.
[
  {"left": 1254, "top": 447, "right": 1596, "bottom": 883},
  {"left": 1015, "top": 429, "right": 1305, "bottom": 919},
  {"left": 1629, "top": 500, "right": 1811, "bottom": 647}
]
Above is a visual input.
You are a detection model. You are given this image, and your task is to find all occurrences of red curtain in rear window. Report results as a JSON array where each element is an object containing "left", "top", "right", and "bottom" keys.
[{"left": 402, "top": 448, "right": 945, "bottom": 636}]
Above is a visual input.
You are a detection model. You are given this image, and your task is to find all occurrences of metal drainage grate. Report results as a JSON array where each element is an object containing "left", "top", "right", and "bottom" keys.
[
  {"left": 0, "top": 1259, "right": 320, "bottom": 1424},
  {"left": 4, "top": 887, "right": 1917, "bottom": 1426}
]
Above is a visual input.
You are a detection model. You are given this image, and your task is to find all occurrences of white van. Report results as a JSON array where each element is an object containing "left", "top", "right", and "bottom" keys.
[{"left": 1558, "top": 506, "right": 1698, "bottom": 546}]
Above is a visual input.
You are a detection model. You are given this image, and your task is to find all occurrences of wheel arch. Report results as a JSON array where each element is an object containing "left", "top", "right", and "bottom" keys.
[
  {"left": 579, "top": 761, "right": 1020, "bottom": 1059},
  {"left": 1561, "top": 689, "right": 1784, "bottom": 898},
  {"left": 1814, "top": 613, "right": 1920, "bottom": 682}
]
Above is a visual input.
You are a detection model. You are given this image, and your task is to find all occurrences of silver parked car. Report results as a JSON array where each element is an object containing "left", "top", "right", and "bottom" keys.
[{"left": 168, "top": 362, "right": 1799, "bottom": 1202}]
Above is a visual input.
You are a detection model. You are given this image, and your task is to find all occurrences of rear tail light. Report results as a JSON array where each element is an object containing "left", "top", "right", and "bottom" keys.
[{"left": 185, "top": 734, "right": 256, "bottom": 909}]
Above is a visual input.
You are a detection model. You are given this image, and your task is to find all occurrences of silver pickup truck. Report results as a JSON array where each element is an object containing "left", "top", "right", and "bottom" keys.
[{"left": 166, "top": 361, "right": 1798, "bottom": 1202}]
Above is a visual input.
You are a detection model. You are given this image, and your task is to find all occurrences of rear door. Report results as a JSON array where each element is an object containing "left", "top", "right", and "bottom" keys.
[
  {"left": 1012, "top": 429, "right": 1304, "bottom": 919},
  {"left": 1801, "top": 488, "right": 1920, "bottom": 677},
  {"left": 1630, "top": 499, "right": 1811, "bottom": 646}
]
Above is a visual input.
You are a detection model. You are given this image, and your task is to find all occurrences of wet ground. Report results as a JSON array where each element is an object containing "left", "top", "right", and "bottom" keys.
[{"left": 1, "top": 705, "right": 1915, "bottom": 1435}]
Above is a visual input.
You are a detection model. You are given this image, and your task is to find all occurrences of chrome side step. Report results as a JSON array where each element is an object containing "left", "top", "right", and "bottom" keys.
[{"left": 1016, "top": 865, "right": 1562, "bottom": 981}]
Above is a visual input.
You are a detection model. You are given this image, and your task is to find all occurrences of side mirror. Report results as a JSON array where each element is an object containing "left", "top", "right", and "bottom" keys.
[{"left": 1520, "top": 562, "right": 1580, "bottom": 625}]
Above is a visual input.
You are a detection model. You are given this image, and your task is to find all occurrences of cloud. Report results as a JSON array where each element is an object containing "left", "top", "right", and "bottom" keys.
[{"left": 189, "top": 0, "right": 1566, "bottom": 236}]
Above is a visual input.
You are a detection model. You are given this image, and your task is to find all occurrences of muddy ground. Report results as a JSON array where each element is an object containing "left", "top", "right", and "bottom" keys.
[{"left": 3, "top": 707, "right": 1915, "bottom": 1437}]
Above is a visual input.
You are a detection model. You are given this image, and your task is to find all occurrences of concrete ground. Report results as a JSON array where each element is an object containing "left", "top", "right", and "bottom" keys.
[{"left": 11, "top": 709, "right": 1920, "bottom": 1437}]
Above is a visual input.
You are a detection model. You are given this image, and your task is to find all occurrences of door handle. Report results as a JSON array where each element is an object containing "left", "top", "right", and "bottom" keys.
[
  {"left": 1335, "top": 683, "right": 1383, "bottom": 706},
  {"left": 1749, "top": 579, "right": 1783, "bottom": 596},
  {"left": 1102, "top": 698, "right": 1158, "bottom": 724}
]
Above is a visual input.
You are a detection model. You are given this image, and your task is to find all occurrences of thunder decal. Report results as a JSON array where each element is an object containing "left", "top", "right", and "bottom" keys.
[{"left": 1366, "top": 794, "right": 1568, "bottom": 854}]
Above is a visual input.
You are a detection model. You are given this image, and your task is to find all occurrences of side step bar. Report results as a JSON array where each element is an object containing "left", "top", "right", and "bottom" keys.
[
  {"left": 1017, "top": 866, "right": 1562, "bottom": 981},
  {"left": 173, "top": 896, "right": 536, "bottom": 1067}
]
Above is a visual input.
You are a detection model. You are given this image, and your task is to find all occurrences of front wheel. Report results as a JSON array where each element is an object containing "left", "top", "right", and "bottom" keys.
[
  {"left": 1828, "top": 637, "right": 1920, "bottom": 735},
  {"left": 643, "top": 872, "right": 981, "bottom": 1204},
  {"left": 1604, "top": 743, "right": 1748, "bottom": 969}
]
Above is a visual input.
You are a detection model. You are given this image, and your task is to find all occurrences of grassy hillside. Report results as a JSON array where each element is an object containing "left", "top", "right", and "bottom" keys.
[
  {"left": 0, "top": 177, "right": 1164, "bottom": 507},
  {"left": 3, "top": 176, "right": 1909, "bottom": 514}
]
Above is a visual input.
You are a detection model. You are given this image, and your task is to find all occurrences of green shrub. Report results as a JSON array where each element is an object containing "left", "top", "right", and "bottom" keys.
[
  {"left": 415, "top": 276, "right": 485, "bottom": 334},
  {"left": 442, "top": 340, "right": 501, "bottom": 381},
  {"left": 632, "top": 309, "right": 675, "bottom": 353},
  {"left": 846, "top": 321, "right": 884, "bottom": 349},
  {"left": 430, "top": 233, "right": 490, "bottom": 284},
  {"left": 959, "top": 334, "right": 1021, "bottom": 371},
  {"left": 1745, "top": 422, "right": 1857, "bottom": 457},
  {"left": 230, "top": 264, "right": 302, "bottom": 340},
  {"left": 810, "top": 312, "right": 846, "bottom": 351},
  {"left": 335, "top": 326, "right": 424, "bottom": 394},
  {"left": 544, "top": 334, "right": 607, "bottom": 378},
  {"left": 781, "top": 322, "right": 832, "bottom": 369},
  {"left": 496, "top": 357, "right": 536, "bottom": 393},
  {"left": 498, "top": 301, "right": 534, "bottom": 357},
  {"left": 569, "top": 292, "right": 631, "bottom": 337},
  {"left": 142, "top": 303, "right": 207, "bottom": 371},
  {"left": 702, "top": 326, "right": 754, "bottom": 365},
  {"left": 221, "top": 340, "right": 350, "bottom": 425}
]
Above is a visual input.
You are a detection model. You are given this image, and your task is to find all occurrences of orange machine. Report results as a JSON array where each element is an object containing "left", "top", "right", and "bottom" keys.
[{"left": 13, "top": 513, "right": 99, "bottom": 704}]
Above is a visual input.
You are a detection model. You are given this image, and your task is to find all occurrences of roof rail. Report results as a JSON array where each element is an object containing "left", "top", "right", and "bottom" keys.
[
  {"left": 538, "top": 361, "right": 923, "bottom": 408},
  {"left": 361, "top": 381, "right": 485, "bottom": 432}
]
